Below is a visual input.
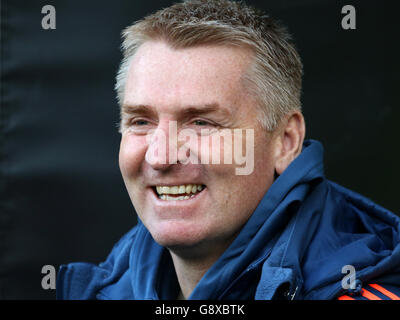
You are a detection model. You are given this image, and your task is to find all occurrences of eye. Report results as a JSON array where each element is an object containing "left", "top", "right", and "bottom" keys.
[
  {"left": 131, "top": 119, "right": 149, "bottom": 126},
  {"left": 193, "top": 119, "right": 211, "bottom": 126},
  {"left": 123, "top": 117, "right": 155, "bottom": 135}
]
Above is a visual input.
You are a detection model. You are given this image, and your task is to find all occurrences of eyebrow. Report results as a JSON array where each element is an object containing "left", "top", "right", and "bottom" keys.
[
  {"left": 180, "top": 103, "right": 232, "bottom": 118},
  {"left": 121, "top": 104, "right": 158, "bottom": 118},
  {"left": 121, "top": 103, "right": 232, "bottom": 119}
]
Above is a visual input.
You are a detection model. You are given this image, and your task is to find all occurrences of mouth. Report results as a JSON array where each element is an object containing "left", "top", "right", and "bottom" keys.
[{"left": 151, "top": 184, "right": 206, "bottom": 201}]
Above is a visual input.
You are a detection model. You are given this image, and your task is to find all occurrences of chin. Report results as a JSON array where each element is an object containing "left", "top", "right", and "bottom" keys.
[{"left": 149, "top": 220, "right": 211, "bottom": 249}]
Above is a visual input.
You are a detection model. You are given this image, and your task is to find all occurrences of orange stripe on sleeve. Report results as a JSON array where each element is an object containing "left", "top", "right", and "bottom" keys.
[
  {"left": 369, "top": 284, "right": 400, "bottom": 300},
  {"left": 361, "top": 288, "right": 382, "bottom": 300},
  {"left": 338, "top": 295, "right": 355, "bottom": 300}
]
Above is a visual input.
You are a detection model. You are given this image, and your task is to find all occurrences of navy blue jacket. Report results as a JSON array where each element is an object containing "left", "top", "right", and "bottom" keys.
[{"left": 57, "top": 140, "right": 400, "bottom": 300}]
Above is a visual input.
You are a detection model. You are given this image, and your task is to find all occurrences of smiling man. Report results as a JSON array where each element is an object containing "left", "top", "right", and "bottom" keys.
[{"left": 57, "top": 0, "right": 400, "bottom": 300}]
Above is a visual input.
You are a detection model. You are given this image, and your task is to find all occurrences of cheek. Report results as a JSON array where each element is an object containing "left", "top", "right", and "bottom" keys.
[{"left": 119, "top": 134, "right": 147, "bottom": 179}]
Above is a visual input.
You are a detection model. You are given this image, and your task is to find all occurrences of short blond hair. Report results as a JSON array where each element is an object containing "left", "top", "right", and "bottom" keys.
[{"left": 115, "top": 0, "right": 303, "bottom": 131}]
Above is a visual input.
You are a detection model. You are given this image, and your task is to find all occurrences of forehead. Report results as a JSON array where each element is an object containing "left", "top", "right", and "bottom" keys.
[{"left": 123, "top": 41, "right": 253, "bottom": 113}]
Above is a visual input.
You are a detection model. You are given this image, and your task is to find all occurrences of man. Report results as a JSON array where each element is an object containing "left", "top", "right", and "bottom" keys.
[{"left": 57, "top": 0, "right": 400, "bottom": 300}]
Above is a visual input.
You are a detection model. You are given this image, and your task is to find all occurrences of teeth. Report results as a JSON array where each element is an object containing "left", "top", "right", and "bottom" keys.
[
  {"left": 170, "top": 186, "right": 179, "bottom": 194},
  {"left": 155, "top": 184, "right": 205, "bottom": 199},
  {"left": 159, "top": 194, "right": 195, "bottom": 201}
]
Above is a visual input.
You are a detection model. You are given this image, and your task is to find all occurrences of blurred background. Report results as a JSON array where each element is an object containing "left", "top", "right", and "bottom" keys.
[{"left": 0, "top": 0, "right": 399, "bottom": 299}]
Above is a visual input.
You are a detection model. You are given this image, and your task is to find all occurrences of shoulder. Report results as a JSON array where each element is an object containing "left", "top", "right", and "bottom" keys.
[
  {"left": 338, "top": 283, "right": 400, "bottom": 300},
  {"left": 327, "top": 181, "right": 398, "bottom": 219}
]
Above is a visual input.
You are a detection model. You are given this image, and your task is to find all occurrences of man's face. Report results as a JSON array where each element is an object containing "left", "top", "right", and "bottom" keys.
[{"left": 119, "top": 41, "right": 278, "bottom": 254}]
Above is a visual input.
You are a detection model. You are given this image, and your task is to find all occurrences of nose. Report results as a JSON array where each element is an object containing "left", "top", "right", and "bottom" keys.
[{"left": 145, "top": 120, "right": 178, "bottom": 170}]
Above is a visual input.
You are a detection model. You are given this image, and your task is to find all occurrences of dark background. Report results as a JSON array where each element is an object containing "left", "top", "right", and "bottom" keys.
[{"left": 0, "top": 0, "right": 399, "bottom": 299}]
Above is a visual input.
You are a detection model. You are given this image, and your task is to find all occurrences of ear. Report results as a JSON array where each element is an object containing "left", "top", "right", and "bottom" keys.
[{"left": 274, "top": 112, "right": 306, "bottom": 175}]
